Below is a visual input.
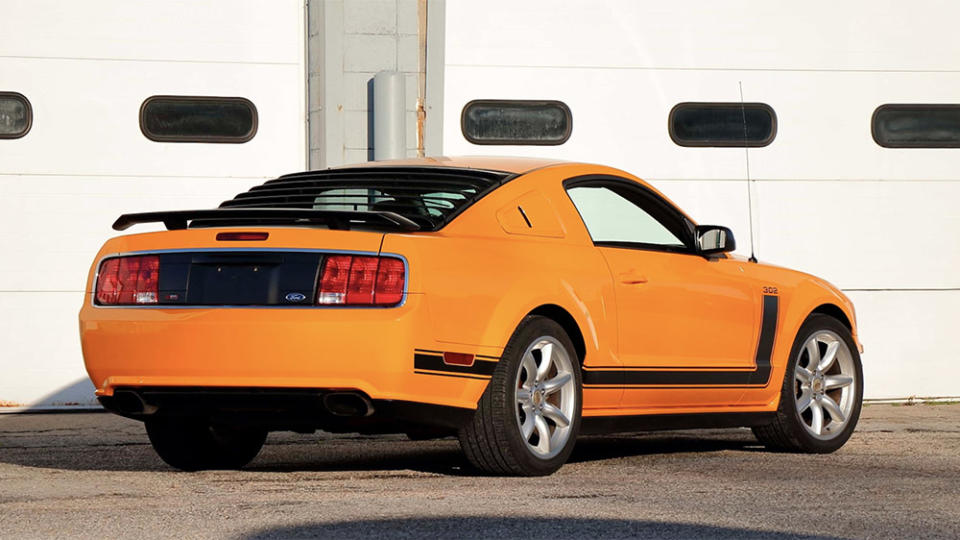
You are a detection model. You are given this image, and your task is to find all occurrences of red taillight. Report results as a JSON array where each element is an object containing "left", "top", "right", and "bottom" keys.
[
  {"left": 375, "top": 257, "right": 405, "bottom": 305},
  {"left": 95, "top": 258, "right": 121, "bottom": 305},
  {"left": 317, "top": 255, "right": 351, "bottom": 304},
  {"left": 95, "top": 255, "right": 159, "bottom": 305},
  {"left": 135, "top": 256, "right": 160, "bottom": 304},
  {"left": 115, "top": 257, "right": 141, "bottom": 304},
  {"left": 345, "top": 256, "right": 379, "bottom": 304},
  {"left": 317, "top": 255, "right": 405, "bottom": 306}
]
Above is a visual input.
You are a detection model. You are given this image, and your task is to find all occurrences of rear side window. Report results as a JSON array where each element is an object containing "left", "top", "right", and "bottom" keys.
[
  {"left": 872, "top": 104, "right": 960, "bottom": 148},
  {"left": 140, "top": 96, "right": 258, "bottom": 143},
  {"left": 461, "top": 99, "right": 572, "bottom": 145},
  {"left": 0, "top": 92, "right": 32, "bottom": 139},
  {"left": 669, "top": 102, "right": 776, "bottom": 147}
]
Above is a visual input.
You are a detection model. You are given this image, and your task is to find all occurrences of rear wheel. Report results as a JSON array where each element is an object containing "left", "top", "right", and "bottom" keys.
[
  {"left": 753, "top": 314, "right": 863, "bottom": 453},
  {"left": 145, "top": 417, "right": 267, "bottom": 471},
  {"left": 458, "top": 316, "right": 582, "bottom": 476}
]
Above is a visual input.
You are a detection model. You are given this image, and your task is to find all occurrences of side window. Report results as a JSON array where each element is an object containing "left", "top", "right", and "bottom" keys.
[{"left": 566, "top": 184, "right": 689, "bottom": 251}]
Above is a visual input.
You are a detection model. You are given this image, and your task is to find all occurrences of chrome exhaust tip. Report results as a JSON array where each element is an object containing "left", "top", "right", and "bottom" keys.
[{"left": 323, "top": 392, "right": 375, "bottom": 417}]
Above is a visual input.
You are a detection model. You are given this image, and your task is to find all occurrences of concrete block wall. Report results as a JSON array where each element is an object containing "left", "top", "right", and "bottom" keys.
[{"left": 308, "top": 0, "right": 421, "bottom": 168}]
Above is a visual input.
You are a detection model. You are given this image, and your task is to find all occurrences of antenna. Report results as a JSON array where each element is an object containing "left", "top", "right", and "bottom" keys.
[{"left": 739, "top": 81, "right": 758, "bottom": 263}]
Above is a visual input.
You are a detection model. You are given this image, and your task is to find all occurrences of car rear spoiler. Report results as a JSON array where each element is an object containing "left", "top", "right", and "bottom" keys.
[{"left": 112, "top": 208, "right": 422, "bottom": 232}]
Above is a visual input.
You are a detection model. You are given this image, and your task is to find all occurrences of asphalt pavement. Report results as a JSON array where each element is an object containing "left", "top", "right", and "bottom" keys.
[{"left": 0, "top": 404, "right": 958, "bottom": 539}]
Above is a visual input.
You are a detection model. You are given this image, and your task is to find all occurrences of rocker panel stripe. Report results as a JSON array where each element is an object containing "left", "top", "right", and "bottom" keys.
[{"left": 582, "top": 295, "right": 779, "bottom": 387}]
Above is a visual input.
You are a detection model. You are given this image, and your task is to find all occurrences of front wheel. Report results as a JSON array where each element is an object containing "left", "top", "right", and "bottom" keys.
[
  {"left": 753, "top": 314, "right": 863, "bottom": 453},
  {"left": 458, "top": 316, "right": 582, "bottom": 476},
  {"left": 145, "top": 417, "right": 267, "bottom": 471}
]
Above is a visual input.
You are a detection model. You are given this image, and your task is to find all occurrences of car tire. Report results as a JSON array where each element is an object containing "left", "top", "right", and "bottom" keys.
[
  {"left": 753, "top": 314, "right": 863, "bottom": 453},
  {"left": 145, "top": 417, "right": 267, "bottom": 471},
  {"left": 458, "top": 315, "right": 582, "bottom": 476}
]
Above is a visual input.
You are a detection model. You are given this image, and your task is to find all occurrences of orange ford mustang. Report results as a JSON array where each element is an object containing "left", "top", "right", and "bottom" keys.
[{"left": 79, "top": 157, "right": 863, "bottom": 475}]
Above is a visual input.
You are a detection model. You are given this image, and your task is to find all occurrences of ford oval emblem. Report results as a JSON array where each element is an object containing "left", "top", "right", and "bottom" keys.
[{"left": 285, "top": 292, "right": 307, "bottom": 303}]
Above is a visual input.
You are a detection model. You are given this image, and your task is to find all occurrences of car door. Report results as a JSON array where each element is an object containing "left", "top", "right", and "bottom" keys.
[{"left": 565, "top": 177, "right": 763, "bottom": 410}]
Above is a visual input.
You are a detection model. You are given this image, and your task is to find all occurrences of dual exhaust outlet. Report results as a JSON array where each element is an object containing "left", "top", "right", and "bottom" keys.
[{"left": 105, "top": 390, "right": 375, "bottom": 418}]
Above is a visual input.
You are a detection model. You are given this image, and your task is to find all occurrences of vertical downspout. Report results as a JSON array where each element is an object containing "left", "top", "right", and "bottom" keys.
[
  {"left": 416, "top": 0, "right": 428, "bottom": 157},
  {"left": 422, "top": 0, "right": 445, "bottom": 156},
  {"left": 303, "top": 0, "right": 312, "bottom": 169},
  {"left": 372, "top": 72, "right": 406, "bottom": 160}
]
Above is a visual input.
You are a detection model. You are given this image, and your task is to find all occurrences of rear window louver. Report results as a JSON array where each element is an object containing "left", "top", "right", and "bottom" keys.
[{"left": 217, "top": 166, "right": 513, "bottom": 231}]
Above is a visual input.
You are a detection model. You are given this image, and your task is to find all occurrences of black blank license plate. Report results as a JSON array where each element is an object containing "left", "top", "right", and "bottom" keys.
[{"left": 187, "top": 263, "right": 277, "bottom": 305}]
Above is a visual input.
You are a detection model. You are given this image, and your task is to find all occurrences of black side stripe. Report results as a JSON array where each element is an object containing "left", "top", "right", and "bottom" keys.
[
  {"left": 413, "top": 370, "right": 491, "bottom": 381},
  {"left": 582, "top": 295, "right": 779, "bottom": 387},
  {"left": 414, "top": 353, "right": 498, "bottom": 378},
  {"left": 749, "top": 295, "right": 779, "bottom": 385}
]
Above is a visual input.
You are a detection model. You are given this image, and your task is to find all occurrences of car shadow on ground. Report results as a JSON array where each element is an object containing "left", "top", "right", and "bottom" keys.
[
  {"left": 240, "top": 516, "right": 842, "bottom": 540},
  {"left": 245, "top": 431, "right": 765, "bottom": 475},
  {"left": 571, "top": 431, "right": 765, "bottom": 463},
  {"left": 0, "top": 425, "right": 764, "bottom": 474}
]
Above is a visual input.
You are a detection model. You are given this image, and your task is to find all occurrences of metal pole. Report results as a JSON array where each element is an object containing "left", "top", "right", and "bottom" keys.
[{"left": 373, "top": 71, "right": 406, "bottom": 160}]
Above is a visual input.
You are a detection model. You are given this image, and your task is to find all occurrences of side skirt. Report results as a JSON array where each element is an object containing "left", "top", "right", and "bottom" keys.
[{"left": 580, "top": 411, "right": 776, "bottom": 435}]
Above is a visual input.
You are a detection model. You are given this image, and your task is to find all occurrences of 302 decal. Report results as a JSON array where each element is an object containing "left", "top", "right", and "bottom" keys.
[{"left": 762, "top": 286, "right": 779, "bottom": 295}]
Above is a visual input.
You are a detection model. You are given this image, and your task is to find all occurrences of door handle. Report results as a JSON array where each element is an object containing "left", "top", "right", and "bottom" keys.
[{"left": 619, "top": 271, "right": 648, "bottom": 285}]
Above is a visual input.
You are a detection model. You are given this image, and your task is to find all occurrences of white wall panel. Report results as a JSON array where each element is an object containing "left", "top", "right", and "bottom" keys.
[
  {"left": 0, "top": 175, "right": 264, "bottom": 292},
  {"left": 0, "top": 0, "right": 302, "bottom": 65},
  {"left": 0, "top": 0, "right": 306, "bottom": 409},
  {"left": 446, "top": 0, "right": 960, "bottom": 72},
  {"left": 0, "top": 58, "right": 304, "bottom": 178},
  {"left": 845, "top": 290, "right": 960, "bottom": 400},
  {"left": 443, "top": 66, "right": 754, "bottom": 179},
  {"left": 755, "top": 181, "right": 960, "bottom": 290},
  {"left": 0, "top": 292, "right": 95, "bottom": 407},
  {"left": 743, "top": 71, "right": 960, "bottom": 182},
  {"left": 444, "top": 66, "right": 960, "bottom": 182}
]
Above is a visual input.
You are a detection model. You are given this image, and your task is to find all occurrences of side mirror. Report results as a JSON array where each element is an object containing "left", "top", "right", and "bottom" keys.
[{"left": 696, "top": 225, "right": 736, "bottom": 256}]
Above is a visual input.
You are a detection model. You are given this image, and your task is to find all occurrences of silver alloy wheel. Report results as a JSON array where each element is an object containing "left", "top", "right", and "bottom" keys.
[
  {"left": 514, "top": 336, "right": 576, "bottom": 459},
  {"left": 795, "top": 330, "right": 857, "bottom": 440}
]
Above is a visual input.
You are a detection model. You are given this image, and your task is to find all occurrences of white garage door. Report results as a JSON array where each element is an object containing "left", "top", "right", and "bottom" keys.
[{"left": 0, "top": 0, "right": 306, "bottom": 409}]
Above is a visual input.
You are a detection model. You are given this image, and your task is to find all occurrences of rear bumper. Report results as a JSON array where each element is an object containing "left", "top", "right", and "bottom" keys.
[
  {"left": 79, "top": 293, "right": 494, "bottom": 411},
  {"left": 98, "top": 386, "right": 473, "bottom": 433}
]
